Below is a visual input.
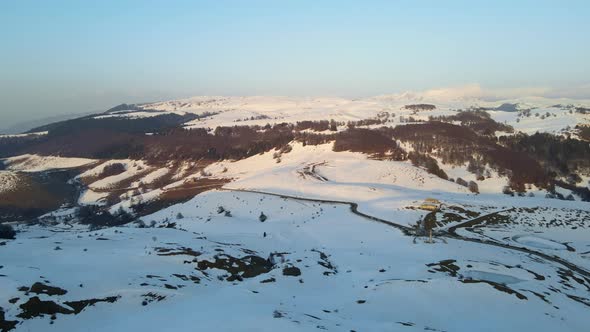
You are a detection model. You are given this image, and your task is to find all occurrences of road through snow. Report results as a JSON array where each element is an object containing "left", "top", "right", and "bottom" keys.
[{"left": 222, "top": 187, "right": 590, "bottom": 279}]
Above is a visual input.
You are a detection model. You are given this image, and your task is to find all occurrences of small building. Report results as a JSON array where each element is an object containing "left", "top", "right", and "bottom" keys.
[{"left": 418, "top": 198, "right": 441, "bottom": 211}]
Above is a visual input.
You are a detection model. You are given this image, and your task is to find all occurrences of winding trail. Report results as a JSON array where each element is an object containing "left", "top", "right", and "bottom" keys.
[{"left": 221, "top": 187, "right": 590, "bottom": 279}]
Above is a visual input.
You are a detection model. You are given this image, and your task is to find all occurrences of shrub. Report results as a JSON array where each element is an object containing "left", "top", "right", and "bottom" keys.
[
  {"left": 329, "top": 119, "right": 338, "bottom": 131},
  {"left": 0, "top": 223, "right": 16, "bottom": 239},
  {"left": 404, "top": 104, "right": 436, "bottom": 112},
  {"left": 77, "top": 205, "right": 134, "bottom": 227},
  {"left": 455, "top": 178, "right": 468, "bottom": 187},
  {"left": 468, "top": 181, "right": 479, "bottom": 194},
  {"left": 100, "top": 163, "right": 126, "bottom": 177},
  {"left": 408, "top": 152, "right": 448, "bottom": 179},
  {"left": 502, "top": 186, "right": 514, "bottom": 196}
]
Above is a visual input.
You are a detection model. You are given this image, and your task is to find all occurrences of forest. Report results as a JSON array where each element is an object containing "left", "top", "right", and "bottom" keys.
[{"left": 1, "top": 112, "right": 589, "bottom": 198}]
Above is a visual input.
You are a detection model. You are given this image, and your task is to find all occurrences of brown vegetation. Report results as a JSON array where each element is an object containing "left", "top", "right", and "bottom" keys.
[
  {"left": 429, "top": 110, "right": 514, "bottom": 136},
  {"left": 333, "top": 128, "right": 406, "bottom": 159},
  {"left": 389, "top": 122, "right": 548, "bottom": 190},
  {"left": 403, "top": 104, "right": 436, "bottom": 112},
  {"left": 0, "top": 170, "right": 80, "bottom": 222}
]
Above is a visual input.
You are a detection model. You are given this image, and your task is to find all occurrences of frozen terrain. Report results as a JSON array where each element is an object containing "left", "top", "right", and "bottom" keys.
[
  {"left": 1, "top": 94, "right": 590, "bottom": 331},
  {"left": 97, "top": 94, "right": 590, "bottom": 137},
  {"left": 3, "top": 155, "right": 95, "bottom": 173},
  {"left": 2, "top": 190, "right": 590, "bottom": 331}
]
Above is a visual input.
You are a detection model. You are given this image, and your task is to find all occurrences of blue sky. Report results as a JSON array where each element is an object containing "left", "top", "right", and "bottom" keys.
[{"left": 1, "top": 0, "right": 589, "bottom": 129}]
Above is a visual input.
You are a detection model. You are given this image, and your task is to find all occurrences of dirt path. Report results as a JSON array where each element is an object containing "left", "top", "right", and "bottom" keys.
[
  {"left": 222, "top": 187, "right": 590, "bottom": 279},
  {"left": 222, "top": 187, "right": 413, "bottom": 233},
  {"left": 297, "top": 162, "right": 329, "bottom": 182}
]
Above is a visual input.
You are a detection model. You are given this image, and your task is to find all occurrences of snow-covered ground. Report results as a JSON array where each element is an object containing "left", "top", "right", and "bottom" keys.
[
  {"left": 488, "top": 106, "right": 589, "bottom": 136},
  {"left": 131, "top": 168, "right": 170, "bottom": 187},
  {"left": 2, "top": 154, "right": 95, "bottom": 173},
  {"left": 203, "top": 142, "right": 470, "bottom": 227},
  {"left": 92, "top": 95, "right": 589, "bottom": 137},
  {"left": 2, "top": 92, "right": 590, "bottom": 331},
  {"left": 0, "top": 131, "right": 48, "bottom": 139},
  {"left": 2, "top": 190, "right": 590, "bottom": 331},
  {"left": 78, "top": 160, "right": 148, "bottom": 190},
  {"left": 454, "top": 206, "right": 590, "bottom": 271}
]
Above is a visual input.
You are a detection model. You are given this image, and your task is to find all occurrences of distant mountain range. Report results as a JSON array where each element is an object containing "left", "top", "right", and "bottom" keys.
[{"left": 0, "top": 111, "right": 97, "bottom": 135}]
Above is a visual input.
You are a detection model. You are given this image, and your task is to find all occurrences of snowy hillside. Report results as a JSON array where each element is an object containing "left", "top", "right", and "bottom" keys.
[
  {"left": 1, "top": 94, "right": 590, "bottom": 331},
  {"left": 94, "top": 94, "right": 590, "bottom": 137},
  {"left": 2, "top": 189, "right": 590, "bottom": 331}
]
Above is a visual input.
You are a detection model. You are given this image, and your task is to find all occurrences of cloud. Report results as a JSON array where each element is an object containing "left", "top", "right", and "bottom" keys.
[
  {"left": 478, "top": 86, "right": 553, "bottom": 101},
  {"left": 393, "top": 84, "right": 590, "bottom": 102},
  {"left": 421, "top": 84, "right": 484, "bottom": 100},
  {"left": 542, "top": 84, "right": 590, "bottom": 100}
]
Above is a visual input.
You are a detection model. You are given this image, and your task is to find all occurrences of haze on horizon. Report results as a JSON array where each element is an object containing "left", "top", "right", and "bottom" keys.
[{"left": 1, "top": 0, "right": 590, "bottom": 131}]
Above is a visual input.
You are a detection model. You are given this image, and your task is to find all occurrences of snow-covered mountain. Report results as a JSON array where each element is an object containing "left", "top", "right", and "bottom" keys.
[
  {"left": 89, "top": 94, "right": 590, "bottom": 140},
  {"left": 1, "top": 94, "right": 590, "bottom": 331}
]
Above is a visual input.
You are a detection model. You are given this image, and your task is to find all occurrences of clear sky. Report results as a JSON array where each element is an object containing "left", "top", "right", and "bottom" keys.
[{"left": 1, "top": 0, "right": 589, "bottom": 129}]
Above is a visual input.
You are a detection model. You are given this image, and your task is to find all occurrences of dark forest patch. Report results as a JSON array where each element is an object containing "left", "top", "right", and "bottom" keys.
[
  {"left": 282, "top": 266, "right": 302, "bottom": 277},
  {"left": 430, "top": 110, "right": 514, "bottom": 136},
  {"left": 155, "top": 247, "right": 201, "bottom": 257},
  {"left": 333, "top": 128, "right": 406, "bottom": 160},
  {"left": 17, "top": 297, "right": 73, "bottom": 319},
  {"left": 0, "top": 307, "right": 17, "bottom": 332},
  {"left": 389, "top": 122, "right": 548, "bottom": 190},
  {"left": 64, "top": 296, "right": 119, "bottom": 314},
  {"left": 196, "top": 253, "right": 274, "bottom": 280},
  {"left": 461, "top": 279, "right": 528, "bottom": 300},
  {"left": 17, "top": 295, "right": 119, "bottom": 320},
  {"left": 25, "top": 282, "right": 68, "bottom": 296},
  {"left": 0, "top": 169, "right": 81, "bottom": 223},
  {"left": 132, "top": 178, "right": 230, "bottom": 217},
  {"left": 403, "top": 104, "right": 436, "bottom": 112}
]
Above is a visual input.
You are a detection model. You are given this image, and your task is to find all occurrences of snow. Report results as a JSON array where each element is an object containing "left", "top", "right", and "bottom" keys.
[
  {"left": 122, "top": 95, "right": 590, "bottom": 137},
  {"left": 94, "top": 111, "right": 170, "bottom": 119},
  {"left": 0, "top": 131, "right": 48, "bottom": 138},
  {"left": 2, "top": 141, "right": 590, "bottom": 331},
  {"left": 76, "top": 163, "right": 172, "bottom": 207},
  {"left": 78, "top": 160, "right": 149, "bottom": 190},
  {"left": 438, "top": 161, "right": 510, "bottom": 194},
  {"left": 78, "top": 160, "right": 132, "bottom": 178},
  {"left": 513, "top": 235, "right": 568, "bottom": 250},
  {"left": 108, "top": 188, "right": 163, "bottom": 214},
  {"left": 453, "top": 206, "right": 590, "bottom": 270},
  {"left": 2, "top": 190, "right": 590, "bottom": 331},
  {"left": 488, "top": 107, "right": 588, "bottom": 136},
  {"left": 132, "top": 168, "right": 169, "bottom": 186},
  {"left": 202, "top": 142, "right": 487, "bottom": 226},
  {"left": 2, "top": 154, "right": 95, "bottom": 172},
  {"left": 78, "top": 189, "right": 110, "bottom": 205},
  {"left": 2, "top": 93, "right": 590, "bottom": 331}
]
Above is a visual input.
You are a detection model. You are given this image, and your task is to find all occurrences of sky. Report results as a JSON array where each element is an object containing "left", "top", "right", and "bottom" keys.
[{"left": 1, "top": 0, "right": 590, "bottom": 130}]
